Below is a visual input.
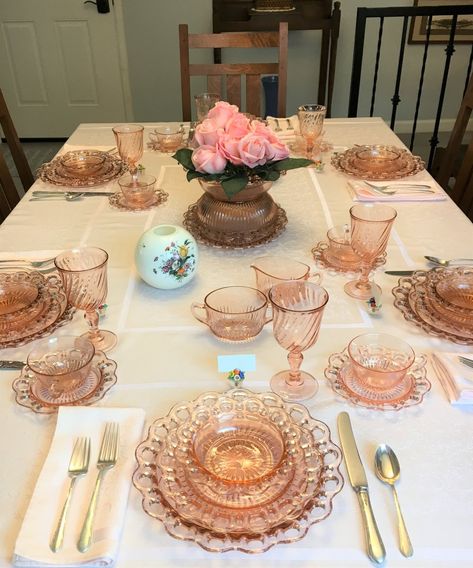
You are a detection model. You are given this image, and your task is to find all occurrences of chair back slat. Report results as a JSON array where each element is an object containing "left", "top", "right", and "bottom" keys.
[{"left": 179, "top": 22, "right": 288, "bottom": 121}]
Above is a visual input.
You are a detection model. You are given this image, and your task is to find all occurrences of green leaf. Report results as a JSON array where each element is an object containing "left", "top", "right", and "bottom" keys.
[
  {"left": 267, "top": 170, "right": 281, "bottom": 181},
  {"left": 221, "top": 175, "right": 249, "bottom": 199},
  {"left": 273, "top": 157, "right": 313, "bottom": 171},
  {"left": 173, "top": 148, "right": 195, "bottom": 171},
  {"left": 186, "top": 170, "right": 204, "bottom": 182}
]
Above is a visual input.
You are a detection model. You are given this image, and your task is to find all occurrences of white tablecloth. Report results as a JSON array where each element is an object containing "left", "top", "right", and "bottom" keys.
[{"left": 1, "top": 118, "right": 472, "bottom": 568}]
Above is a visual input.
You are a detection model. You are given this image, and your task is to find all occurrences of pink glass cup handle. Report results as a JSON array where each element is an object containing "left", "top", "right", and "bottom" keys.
[
  {"left": 308, "top": 271, "right": 322, "bottom": 285},
  {"left": 191, "top": 302, "right": 208, "bottom": 326}
]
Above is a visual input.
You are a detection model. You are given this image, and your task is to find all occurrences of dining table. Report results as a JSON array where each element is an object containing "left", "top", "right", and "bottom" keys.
[{"left": 1, "top": 117, "right": 472, "bottom": 568}]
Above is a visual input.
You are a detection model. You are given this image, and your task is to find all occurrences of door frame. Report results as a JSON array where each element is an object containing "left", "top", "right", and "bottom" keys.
[{"left": 111, "top": 0, "right": 134, "bottom": 121}]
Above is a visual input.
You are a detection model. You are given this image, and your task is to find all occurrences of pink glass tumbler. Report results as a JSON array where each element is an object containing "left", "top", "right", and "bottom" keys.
[{"left": 269, "top": 281, "right": 329, "bottom": 401}]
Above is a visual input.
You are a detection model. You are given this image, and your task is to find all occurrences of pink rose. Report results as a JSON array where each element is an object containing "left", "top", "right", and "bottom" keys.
[
  {"left": 194, "top": 118, "right": 223, "bottom": 147},
  {"left": 218, "top": 134, "right": 244, "bottom": 165},
  {"left": 265, "top": 140, "right": 290, "bottom": 162},
  {"left": 225, "top": 114, "right": 251, "bottom": 139},
  {"left": 191, "top": 145, "right": 227, "bottom": 174},
  {"left": 207, "top": 101, "right": 239, "bottom": 128},
  {"left": 237, "top": 133, "right": 271, "bottom": 168}
]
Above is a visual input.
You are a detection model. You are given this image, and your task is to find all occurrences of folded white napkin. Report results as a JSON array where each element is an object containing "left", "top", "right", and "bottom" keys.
[
  {"left": 266, "top": 115, "right": 299, "bottom": 142},
  {"left": 348, "top": 180, "right": 447, "bottom": 202},
  {"left": 431, "top": 353, "right": 473, "bottom": 405},
  {"left": 13, "top": 406, "right": 146, "bottom": 567}
]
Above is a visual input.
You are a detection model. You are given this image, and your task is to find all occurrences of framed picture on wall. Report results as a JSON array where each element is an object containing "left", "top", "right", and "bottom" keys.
[{"left": 409, "top": 0, "right": 473, "bottom": 44}]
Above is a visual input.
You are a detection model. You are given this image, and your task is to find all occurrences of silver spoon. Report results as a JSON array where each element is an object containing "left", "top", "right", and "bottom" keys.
[
  {"left": 30, "top": 192, "right": 84, "bottom": 202},
  {"left": 374, "top": 444, "right": 413, "bottom": 558},
  {"left": 424, "top": 255, "right": 473, "bottom": 267}
]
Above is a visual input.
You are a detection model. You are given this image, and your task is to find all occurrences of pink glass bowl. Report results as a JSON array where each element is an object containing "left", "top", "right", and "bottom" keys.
[
  {"left": 0, "top": 273, "right": 39, "bottom": 316},
  {"left": 27, "top": 336, "right": 95, "bottom": 398},
  {"left": 352, "top": 145, "right": 404, "bottom": 173},
  {"left": 59, "top": 150, "right": 107, "bottom": 178},
  {"left": 348, "top": 333, "right": 415, "bottom": 391},
  {"left": 435, "top": 273, "right": 473, "bottom": 311}
]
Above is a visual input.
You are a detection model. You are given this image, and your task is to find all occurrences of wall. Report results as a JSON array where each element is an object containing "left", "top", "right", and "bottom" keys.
[{"left": 121, "top": 0, "right": 470, "bottom": 131}]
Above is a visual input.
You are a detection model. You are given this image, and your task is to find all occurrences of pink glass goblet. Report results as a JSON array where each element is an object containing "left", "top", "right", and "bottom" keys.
[
  {"left": 344, "top": 204, "right": 397, "bottom": 300},
  {"left": 269, "top": 281, "right": 329, "bottom": 402},
  {"left": 112, "top": 124, "right": 144, "bottom": 174},
  {"left": 54, "top": 247, "right": 117, "bottom": 352},
  {"left": 297, "top": 104, "right": 326, "bottom": 158}
]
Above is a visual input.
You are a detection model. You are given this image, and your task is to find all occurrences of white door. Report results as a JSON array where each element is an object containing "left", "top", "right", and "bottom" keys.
[{"left": 0, "top": 0, "right": 132, "bottom": 137}]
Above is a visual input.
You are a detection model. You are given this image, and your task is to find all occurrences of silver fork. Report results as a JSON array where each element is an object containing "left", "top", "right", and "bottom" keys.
[
  {"left": 77, "top": 423, "right": 119, "bottom": 552},
  {"left": 50, "top": 437, "right": 91, "bottom": 552},
  {"left": 364, "top": 181, "right": 434, "bottom": 193},
  {"left": 0, "top": 257, "right": 55, "bottom": 269},
  {"left": 458, "top": 356, "right": 473, "bottom": 372}
]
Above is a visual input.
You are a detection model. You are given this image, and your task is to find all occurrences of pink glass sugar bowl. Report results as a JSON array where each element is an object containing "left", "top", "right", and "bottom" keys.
[
  {"left": 250, "top": 256, "right": 322, "bottom": 296},
  {"left": 347, "top": 333, "right": 418, "bottom": 391},
  {"left": 191, "top": 286, "right": 271, "bottom": 343},
  {"left": 26, "top": 336, "right": 95, "bottom": 399}
]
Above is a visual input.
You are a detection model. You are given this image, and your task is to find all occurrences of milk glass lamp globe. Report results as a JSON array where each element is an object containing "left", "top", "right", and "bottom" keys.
[{"left": 135, "top": 225, "right": 198, "bottom": 289}]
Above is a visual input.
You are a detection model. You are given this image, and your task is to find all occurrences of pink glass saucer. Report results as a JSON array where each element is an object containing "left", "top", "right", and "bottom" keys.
[
  {"left": 108, "top": 188, "right": 169, "bottom": 211},
  {"left": 133, "top": 388, "right": 344, "bottom": 553},
  {"left": 12, "top": 351, "right": 117, "bottom": 414},
  {"left": 311, "top": 241, "right": 386, "bottom": 275},
  {"left": 325, "top": 349, "right": 431, "bottom": 410}
]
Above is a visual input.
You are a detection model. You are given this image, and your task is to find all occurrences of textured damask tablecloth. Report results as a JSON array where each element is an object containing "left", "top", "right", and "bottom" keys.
[{"left": 0, "top": 118, "right": 472, "bottom": 568}]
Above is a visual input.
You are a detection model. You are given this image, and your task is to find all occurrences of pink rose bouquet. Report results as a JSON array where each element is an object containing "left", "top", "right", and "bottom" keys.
[{"left": 173, "top": 102, "right": 312, "bottom": 198}]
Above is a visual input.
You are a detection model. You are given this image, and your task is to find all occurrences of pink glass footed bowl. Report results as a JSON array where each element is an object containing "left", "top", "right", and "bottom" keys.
[
  {"left": 348, "top": 333, "right": 415, "bottom": 391},
  {"left": 27, "top": 336, "right": 95, "bottom": 398}
]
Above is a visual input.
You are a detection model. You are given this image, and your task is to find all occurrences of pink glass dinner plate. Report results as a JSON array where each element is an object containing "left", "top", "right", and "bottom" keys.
[
  {"left": 108, "top": 188, "right": 169, "bottom": 211},
  {"left": 12, "top": 350, "right": 117, "bottom": 414},
  {"left": 325, "top": 349, "right": 431, "bottom": 410},
  {"left": 311, "top": 241, "right": 386, "bottom": 274},
  {"left": 0, "top": 274, "right": 74, "bottom": 349},
  {"left": 38, "top": 150, "right": 126, "bottom": 188},
  {"left": 392, "top": 271, "right": 473, "bottom": 345},
  {"left": 331, "top": 145, "right": 425, "bottom": 180},
  {"left": 133, "top": 388, "right": 344, "bottom": 553}
]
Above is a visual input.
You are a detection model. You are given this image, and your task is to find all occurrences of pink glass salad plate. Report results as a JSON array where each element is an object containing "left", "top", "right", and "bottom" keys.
[{"left": 133, "top": 388, "right": 343, "bottom": 553}]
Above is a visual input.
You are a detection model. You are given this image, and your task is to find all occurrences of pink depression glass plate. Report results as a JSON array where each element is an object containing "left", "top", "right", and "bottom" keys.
[
  {"left": 392, "top": 272, "right": 473, "bottom": 345},
  {"left": 183, "top": 203, "right": 287, "bottom": 249},
  {"left": 108, "top": 188, "right": 169, "bottom": 211},
  {"left": 0, "top": 274, "right": 74, "bottom": 349},
  {"left": 0, "top": 271, "right": 45, "bottom": 328},
  {"left": 325, "top": 349, "right": 431, "bottom": 410},
  {"left": 38, "top": 150, "right": 127, "bottom": 188},
  {"left": 133, "top": 388, "right": 344, "bottom": 554},
  {"left": 331, "top": 145, "right": 424, "bottom": 180},
  {"left": 12, "top": 351, "right": 117, "bottom": 414},
  {"left": 311, "top": 241, "right": 386, "bottom": 275}
]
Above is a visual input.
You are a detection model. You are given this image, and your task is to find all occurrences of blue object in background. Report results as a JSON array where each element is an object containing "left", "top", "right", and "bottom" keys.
[{"left": 261, "top": 75, "right": 278, "bottom": 118}]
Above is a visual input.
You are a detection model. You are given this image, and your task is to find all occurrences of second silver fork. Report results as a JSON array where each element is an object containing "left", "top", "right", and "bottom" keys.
[{"left": 77, "top": 422, "right": 119, "bottom": 552}]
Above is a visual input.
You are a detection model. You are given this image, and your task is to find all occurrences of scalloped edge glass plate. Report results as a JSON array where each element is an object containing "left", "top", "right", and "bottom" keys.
[
  {"left": 12, "top": 350, "right": 117, "bottom": 414},
  {"left": 331, "top": 146, "right": 425, "bottom": 180},
  {"left": 0, "top": 274, "right": 74, "bottom": 349},
  {"left": 392, "top": 272, "right": 473, "bottom": 345},
  {"left": 325, "top": 348, "right": 431, "bottom": 410},
  {"left": 311, "top": 241, "right": 386, "bottom": 275},
  {"left": 38, "top": 151, "right": 127, "bottom": 188},
  {"left": 132, "top": 388, "right": 344, "bottom": 553},
  {"left": 108, "top": 189, "right": 169, "bottom": 211}
]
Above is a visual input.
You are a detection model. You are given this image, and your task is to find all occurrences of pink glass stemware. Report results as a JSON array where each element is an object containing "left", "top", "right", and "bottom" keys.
[
  {"left": 344, "top": 204, "right": 397, "bottom": 300},
  {"left": 269, "top": 281, "right": 329, "bottom": 401},
  {"left": 54, "top": 247, "right": 117, "bottom": 352},
  {"left": 297, "top": 104, "right": 326, "bottom": 158},
  {"left": 112, "top": 124, "right": 144, "bottom": 174}
]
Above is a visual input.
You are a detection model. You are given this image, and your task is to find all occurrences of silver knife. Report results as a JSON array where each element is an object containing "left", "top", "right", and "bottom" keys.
[
  {"left": 385, "top": 270, "right": 417, "bottom": 276},
  {"left": 0, "top": 360, "right": 26, "bottom": 370},
  {"left": 338, "top": 412, "right": 386, "bottom": 565},
  {"left": 32, "top": 191, "right": 114, "bottom": 196}
]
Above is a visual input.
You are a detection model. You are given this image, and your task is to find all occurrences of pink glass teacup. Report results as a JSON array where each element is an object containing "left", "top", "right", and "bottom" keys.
[
  {"left": 191, "top": 286, "right": 271, "bottom": 342},
  {"left": 251, "top": 256, "right": 322, "bottom": 296},
  {"left": 118, "top": 173, "right": 156, "bottom": 208},
  {"left": 149, "top": 124, "right": 184, "bottom": 153},
  {"left": 27, "top": 336, "right": 95, "bottom": 399},
  {"left": 348, "top": 333, "right": 417, "bottom": 391}
]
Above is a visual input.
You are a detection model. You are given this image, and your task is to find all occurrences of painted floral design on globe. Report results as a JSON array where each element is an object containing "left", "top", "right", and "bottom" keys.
[{"left": 154, "top": 239, "right": 196, "bottom": 281}]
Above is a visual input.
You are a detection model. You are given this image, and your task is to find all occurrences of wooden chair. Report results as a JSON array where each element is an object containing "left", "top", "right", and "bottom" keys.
[
  {"left": 436, "top": 74, "right": 473, "bottom": 221},
  {"left": 179, "top": 22, "right": 288, "bottom": 121},
  {"left": 0, "top": 88, "right": 34, "bottom": 221}
]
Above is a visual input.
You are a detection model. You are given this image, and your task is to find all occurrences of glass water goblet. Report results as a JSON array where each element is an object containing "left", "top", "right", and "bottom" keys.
[
  {"left": 112, "top": 123, "right": 144, "bottom": 174},
  {"left": 269, "top": 281, "right": 329, "bottom": 402},
  {"left": 194, "top": 93, "right": 220, "bottom": 122},
  {"left": 297, "top": 104, "right": 326, "bottom": 158},
  {"left": 54, "top": 247, "right": 117, "bottom": 352},
  {"left": 344, "top": 204, "right": 397, "bottom": 300}
]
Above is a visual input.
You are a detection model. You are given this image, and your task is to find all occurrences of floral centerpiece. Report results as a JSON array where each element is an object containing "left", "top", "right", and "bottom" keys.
[{"left": 173, "top": 101, "right": 312, "bottom": 199}]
